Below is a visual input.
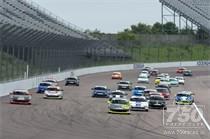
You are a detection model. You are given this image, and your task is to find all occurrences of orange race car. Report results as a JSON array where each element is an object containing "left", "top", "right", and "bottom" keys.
[
  {"left": 111, "top": 72, "right": 122, "bottom": 80},
  {"left": 176, "top": 67, "right": 187, "bottom": 73}
]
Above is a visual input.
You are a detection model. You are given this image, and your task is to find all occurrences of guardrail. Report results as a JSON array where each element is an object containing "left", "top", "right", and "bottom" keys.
[{"left": 0, "top": 61, "right": 207, "bottom": 97}]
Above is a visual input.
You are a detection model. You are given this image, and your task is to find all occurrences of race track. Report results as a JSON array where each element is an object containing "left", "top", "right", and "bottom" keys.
[{"left": 0, "top": 66, "right": 210, "bottom": 139}]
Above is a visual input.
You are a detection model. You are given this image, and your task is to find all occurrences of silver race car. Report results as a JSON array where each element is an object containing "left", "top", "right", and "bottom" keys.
[
  {"left": 43, "top": 86, "right": 63, "bottom": 99},
  {"left": 10, "top": 89, "right": 32, "bottom": 105}
]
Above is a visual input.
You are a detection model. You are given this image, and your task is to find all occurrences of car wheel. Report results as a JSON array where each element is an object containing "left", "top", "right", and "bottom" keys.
[
  {"left": 164, "top": 107, "right": 167, "bottom": 110},
  {"left": 145, "top": 109, "right": 149, "bottom": 112}
]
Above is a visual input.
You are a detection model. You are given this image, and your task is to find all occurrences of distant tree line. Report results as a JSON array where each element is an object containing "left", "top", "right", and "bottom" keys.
[{"left": 85, "top": 22, "right": 209, "bottom": 41}]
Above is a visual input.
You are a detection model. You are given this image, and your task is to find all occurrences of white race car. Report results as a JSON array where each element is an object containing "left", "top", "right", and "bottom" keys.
[
  {"left": 137, "top": 74, "right": 149, "bottom": 84},
  {"left": 43, "top": 79, "right": 58, "bottom": 86},
  {"left": 175, "top": 76, "right": 185, "bottom": 85},
  {"left": 159, "top": 78, "right": 171, "bottom": 88},
  {"left": 43, "top": 86, "right": 63, "bottom": 99},
  {"left": 130, "top": 96, "right": 149, "bottom": 111}
]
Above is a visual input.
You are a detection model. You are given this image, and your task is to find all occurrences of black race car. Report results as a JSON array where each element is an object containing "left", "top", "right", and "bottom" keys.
[
  {"left": 149, "top": 95, "right": 167, "bottom": 110},
  {"left": 65, "top": 76, "right": 80, "bottom": 86}
]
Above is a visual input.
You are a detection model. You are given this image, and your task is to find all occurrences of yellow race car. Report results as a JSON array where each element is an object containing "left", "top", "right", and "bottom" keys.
[
  {"left": 155, "top": 77, "right": 161, "bottom": 85},
  {"left": 108, "top": 97, "right": 131, "bottom": 114}
]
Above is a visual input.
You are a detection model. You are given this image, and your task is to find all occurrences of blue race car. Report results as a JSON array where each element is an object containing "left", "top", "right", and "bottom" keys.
[
  {"left": 37, "top": 82, "right": 53, "bottom": 93},
  {"left": 175, "top": 91, "right": 194, "bottom": 105},
  {"left": 91, "top": 86, "right": 110, "bottom": 98},
  {"left": 132, "top": 86, "right": 146, "bottom": 96}
]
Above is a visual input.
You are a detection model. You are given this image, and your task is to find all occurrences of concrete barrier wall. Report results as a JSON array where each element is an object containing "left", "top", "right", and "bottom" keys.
[{"left": 0, "top": 61, "right": 199, "bottom": 97}]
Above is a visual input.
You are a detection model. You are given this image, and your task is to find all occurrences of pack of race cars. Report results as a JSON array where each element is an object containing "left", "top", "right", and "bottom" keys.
[
  {"left": 99, "top": 66, "right": 193, "bottom": 114},
  {"left": 9, "top": 66, "right": 194, "bottom": 115}
]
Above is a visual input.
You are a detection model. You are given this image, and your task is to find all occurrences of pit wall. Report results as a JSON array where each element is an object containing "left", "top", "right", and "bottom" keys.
[{"left": 0, "top": 61, "right": 206, "bottom": 97}]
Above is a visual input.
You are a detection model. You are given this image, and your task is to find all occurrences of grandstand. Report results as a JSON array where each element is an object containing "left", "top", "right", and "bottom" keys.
[
  {"left": 159, "top": 0, "right": 210, "bottom": 34},
  {"left": 0, "top": 0, "right": 128, "bottom": 81}
]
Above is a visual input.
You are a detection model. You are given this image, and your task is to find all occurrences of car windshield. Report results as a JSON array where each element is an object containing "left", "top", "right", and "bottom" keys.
[
  {"left": 94, "top": 87, "right": 106, "bottom": 90},
  {"left": 150, "top": 96, "right": 164, "bottom": 101},
  {"left": 13, "top": 91, "right": 27, "bottom": 95},
  {"left": 134, "top": 87, "right": 145, "bottom": 90},
  {"left": 113, "top": 73, "right": 120, "bottom": 75},
  {"left": 112, "top": 99, "right": 128, "bottom": 104},
  {"left": 184, "top": 70, "right": 191, "bottom": 73},
  {"left": 161, "top": 79, "right": 169, "bottom": 82},
  {"left": 170, "top": 79, "right": 177, "bottom": 81},
  {"left": 176, "top": 77, "right": 183, "bottom": 80},
  {"left": 177, "top": 94, "right": 190, "bottom": 97},
  {"left": 40, "top": 83, "right": 51, "bottom": 86},
  {"left": 44, "top": 80, "right": 55, "bottom": 83},
  {"left": 130, "top": 98, "right": 146, "bottom": 102},
  {"left": 47, "top": 88, "right": 59, "bottom": 91},
  {"left": 111, "top": 92, "right": 123, "bottom": 95},
  {"left": 156, "top": 88, "right": 168, "bottom": 93},
  {"left": 119, "top": 82, "right": 129, "bottom": 84},
  {"left": 67, "top": 78, "right": 76, "bottom": 80}
]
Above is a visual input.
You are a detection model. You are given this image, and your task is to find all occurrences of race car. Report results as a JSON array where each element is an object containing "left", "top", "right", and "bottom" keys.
[
  {"left": 137, "top": 74, "right": 149, "bottom": 84},
  {"left": 117, "top": 80, "right": 132, "bottom": 90},
  {"left": 155, "top": 73, "right": 170, "bottom": 85},
  {"left": 150, "top": 69, "right": 159, "bottom": 76},
  {"left": 131, "top": 86, "right": 146, "bottom": 96},
  {"left": 141, "top": 67, "right": 153, "bottom": 73},
  {"left": 108, "top": 90, "right": 127, "bottom": 103},
  {"left": 37, "top": 82, "right": 54, "bottom": 93},
  {"left": 169, "top": 78, "right": 179, "bottom": 87},
  {"left": 159, "top": 73, "right": 170, "bottom": 78},
  {"left": 143, "top": 89, "right": 157, "bottom": 99},
  {"left": 112, "top": 72, "right": 122, "bottom": 80},
  {"left": 155, "top": 84, "right": 171, "bottom": 93},
  {"left": 140, "top": 70, "right": 150, "bottom": 78},
  {"left": 176, "top": 67, "right": 187, "bottom": 74},
  {"left": 159, "top": 78, "right": 171, "bottom": 88},
  {"left": 108, "top": 97, "right": 131, "bottom": 114},
  {"left": 149, "top": 95, "right": 167, "bottom": 110},
  {"left": 156, "top": 87, "right": 171, "bottom": 100},
  {"left": 183, "top": 70, "right": 192, "bottom": 76},
  {"left": 65, "top": 76, "right": 80, "bottom": 86},
  {"left": 130, "top": 96, "right": 149, "bottom": 111},
  {"left": 91, "top": 86, "right": 110, "bottom": 98},
  {"left": 175, "top": 91, "right": 194, "bottom": 105},
  {"left": 10, "top": 89, "right": 32, "bottom": 105},
  {"left": 155, "top": 77, "right": 161, "bottom": 85},
  {"left": 43, "top": 86, "right": 63, "bottom": 99},
  {"left": 175, "top": 76, "right": 185, "bottom": 85},
  {"left": 43, "top": 79, "right": 58, "bottom": 86}
]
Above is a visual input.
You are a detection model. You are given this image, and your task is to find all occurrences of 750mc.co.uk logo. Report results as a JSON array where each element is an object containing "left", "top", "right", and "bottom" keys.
[{"left": 163, "top": 105, "right": 205, "bottom": 129}]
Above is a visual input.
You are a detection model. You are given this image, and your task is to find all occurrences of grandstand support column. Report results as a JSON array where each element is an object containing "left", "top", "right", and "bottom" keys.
[
  {"left": 179, "top": 15, "right": 182, "bottom": 33},
  {"left": 11, "top": 47, "right": 15, "bottom": 79},
  {"left": 173, "top": 11, "right": 176, "bottom": 26},
  {"left": 186, "top": 19, "right": 188, "bottom": 31},
  {"left": 161, "top": 3, "right": 164, "bottom": 33},
  {"left": 0, "top": 47, "right": 3, "bottom": 79}
]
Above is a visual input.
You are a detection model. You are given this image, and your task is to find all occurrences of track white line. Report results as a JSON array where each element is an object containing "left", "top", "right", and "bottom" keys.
[{"left": 193, "top": 103, "right": 210, "bottom": 132}]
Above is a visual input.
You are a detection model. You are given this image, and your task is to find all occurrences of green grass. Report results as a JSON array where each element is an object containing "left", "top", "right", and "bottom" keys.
[
  {"left": 117, "top": 44, "right": 210, "bottom": 63},
  {"left": 0, "top": 52, "right": 41, "bottom": 82}
]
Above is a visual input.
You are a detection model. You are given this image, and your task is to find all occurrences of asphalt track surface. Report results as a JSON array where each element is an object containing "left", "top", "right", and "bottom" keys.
[{"left": 0, "top": 66, "right": 210, "bottom": 139}]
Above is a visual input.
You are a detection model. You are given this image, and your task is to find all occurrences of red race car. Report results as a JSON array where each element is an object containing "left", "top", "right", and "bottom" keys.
[
  {"left": 112, "top": 72, "right": 122, "bottom": 80},
  {"left": 176, "top": 67, "right": 187, "bottom": 73}
]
